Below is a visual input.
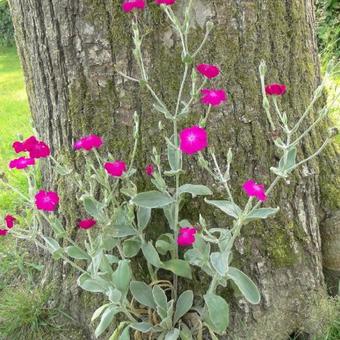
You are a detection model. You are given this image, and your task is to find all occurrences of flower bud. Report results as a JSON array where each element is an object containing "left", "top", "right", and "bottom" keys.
[
  {"left": 328, "top": 127, "right": 339, "bottom": 138},
  {"left": 206, "top": 21, "right": 214, "bottom": 32},
  {"left": 259, "top": 60, "right": 267, "bottom": 76}
]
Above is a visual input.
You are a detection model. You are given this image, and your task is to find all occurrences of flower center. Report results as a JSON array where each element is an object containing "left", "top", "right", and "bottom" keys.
[{"left": 187, "top": 134, "right": 196, "bottom": 142}]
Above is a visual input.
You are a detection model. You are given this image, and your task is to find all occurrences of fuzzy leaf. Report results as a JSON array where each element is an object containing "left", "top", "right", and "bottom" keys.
[
  {"left": 204, "top": 199, "right": 242, "bottom": 219},
  {"left": 123, "top": 237, "right": 141, "bottom": 258},
  {"left": 178, "top": 184, "right": 213, "bottom": 197},
  {"left": 204, "top": 293, "right": 229, "bottom": 334},
  {"left": 112, "top": 260, "right": 132, "bottom": 295},
  {"left": 130, "top": 322, "right": 154, "bottom": 333},
  {"left": 91, "top": 303, "right": 111, "bottom": 322},
  {"left": 168, "top": 134, "right": 182, "bottom": 171},
  {"left": 245, "top": 207, "right": 279, "bottom": 221},
  {"left": 210, "top": 252, "right": 229, "bottom": 276},
  {"left": 132, "top": 191, "right": 174, "bottom": 208},
  {"left": 95, "top": 305, "right": 119, "bottom": 337},
  {"left": 137, "top": 207, "right": 151, "bottom": 230},
  {"left": 130, "top": 281, "right": 156, "bottom": 309},
  {"left": 174, "top": 290, "right": 194, "bottom": 324},
  {"left": 142, "top": 242, "right": 162, "bottom": 268},
  {"left": 227, "top": 267, "right": 261, "bottom": 304},
  {"left": 165, "top": 329, "right": 180, "bottom": 340},
  {"left": 161, "top": 259, "right": 192, "bottom": 279},
  {"left": 65, "top": 246, "right": 91, "bottom": 260}
]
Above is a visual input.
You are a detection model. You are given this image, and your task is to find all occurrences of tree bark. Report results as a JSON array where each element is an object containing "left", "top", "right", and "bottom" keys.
[{"left": 8, "top": 0, "right": 339, "bottom": 339}]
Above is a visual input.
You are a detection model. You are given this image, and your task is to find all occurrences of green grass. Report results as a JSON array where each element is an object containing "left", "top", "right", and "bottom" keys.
[
  {"left": 0, "top": 285, "right": 61, "bottom": 340},
  {"left": 0, "top": 46, "right": 32, "bottom": 213}
]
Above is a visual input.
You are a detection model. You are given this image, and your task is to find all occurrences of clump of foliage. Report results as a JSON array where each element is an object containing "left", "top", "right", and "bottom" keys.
[
  {"left": 0, "top": 0, "right": 14, "bottom": 47},
  {"left": 316, "top": 0, "right": 340, "bottom": 63},
  {"left": 0, "top": 285, "right": 60, "bottom": 339},
  {"left": 0, "top": 1, "right": 339, "bottom": 339}
]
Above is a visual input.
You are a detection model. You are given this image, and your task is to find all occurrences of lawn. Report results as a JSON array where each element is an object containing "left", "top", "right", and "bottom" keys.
[{"left": 0, "top": 46, "right": 32, "bottom": 212}]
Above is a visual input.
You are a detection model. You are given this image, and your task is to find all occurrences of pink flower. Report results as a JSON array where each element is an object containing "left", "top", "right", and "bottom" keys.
[
  {"left": 179, "top": 126, "right": 208, "bottom": 155},
  {"left": 73, "top": 135, "right": 103, "bottom": 151},
  {"left": 104, "top": 161, "right": 127, "bottom": 177},
  {"left": 201, "top": 89, "right": 227, "bottom": 106},
  {"left": 177, "top": 227, "right": 197, "bottom": 247},
  {"left": 12, "top": 136, "right": 38, "bottom": 154},
  {"left": 0, "top": 229, "right": 8, "bottom": 236},
  {"left": 196, "top": 64, "right": 220, "bottom": 79},
  {"left": 9, "top": 157, "right": 35, "bottom": 170},
  {"left": 265, "top": 83, "right": 286, "bottom": 96},
  {"left": 145, "top": 164, "right": 154, "bottom": 176},
  {"left": 28, "top": 141, "right": 50, "bottom": 159},
  {"left": 35, "top": 190, "right": 60, "bottom": 211},
  {"left": 155, "top": 0, "right": 176, "bottom": 5},
  {"left": 122, "top": 0, "right": 146, "bottom": 12},
  {"left": 5, "top": 215, "right": 16, "bottom": 229},
  {"left": 242, "top": 180, "right": 267, "bottom": 201},
  {"left": 78, "top": 218, "right": 97, "bottom": 230}
]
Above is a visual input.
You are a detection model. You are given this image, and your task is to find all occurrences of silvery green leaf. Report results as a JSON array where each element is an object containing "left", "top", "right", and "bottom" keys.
[
  {"left": 82, "top": 195, "right": 105, "bottom": 219},
  {"left": 160, "top": 300, "right": 174, "bottom": 329},
  {"left": 49, "top": 217, "right": 66, "bottom": 238},
  {"left": 142, "top": 242, "right": 162, "bottom": 267},
  {"left": 137, "top": 207, "right": 151, "bottom": 230},
  {"left": 279, "top": 146, "right": 297, "bottom": 171},
  {"left": 174, "top": 290, "right": 193, "bottom": 324},
  {"left": 163, "top": 204, "right": 175, "bottom": 229},
  {"left": 42, "top": 236, "right": 62, "bottom": 258},
  {"left": 210, "top": 252, "right": 229, "bottom": 276},
  {"left": 91, "top": 251, "right": 103, "bottom": 275},
  {"left": 204, "top": 199, "right": 242, "bottom": 219},
  {"left": 270, "top": 166, "right": 287, "bottom": 177},
  {"left": 65, "top": 246, "right": 91, "bottom": 260},
  {"left": 77, "top": 272, "right": 91, "bottom": 286},
  {"left": 178, "top": 184, "right": 213, "bottom": 197},
  {"left": 130, "top": 322, "right": 154, "bottom": 333},
  {"left": 179, "top": 219, "right": 191, "bottom": 227},
  {"left": 80, "top": 278, "right": 109, "bottom": 293},
  {"left": 164, "top": 169, "right": 185, "bottom": 177},
  {"left": 118, "top": 326, "right": 130, "bottom": 340},
  {"left": 111, "top": 224, "right": 137, "bottom": 238},
  {"left": 108, "top": 288, "right": 122, "bottom": 303},
  {"left": 167, "top": 134, "right": 182, "bottom": 171},
  {"left": 203, "top": 293, "right": 229, "bottom": 334},
  {"left": 112, "top": 260, "right": 132, "bottom": 295},
  {"left": 130, "top": 281, "right": 156, "bottom": 309},
  {"left": 161, "top": 259, "right": 192, "bottom": 279},
  {"left": 105, "top": 255, "right": 120, "bottom": 264},
  {"left": 153, "top": 285, "right": 168, "bottom": 315},
  {"left": 156, "top": 234, "right": 176, "bottom": 255},
  {"left": 123, "top": 237, "right": 141, "bottom": 258},
  {"left": 100, "top": 253, "right": 114, "bottom": 274},
  {"left": 91, "top": 303, "right": 111, "bottom": 322},
  {"left": 132, "top": 191, "right": 174, "bottom": 208},
  {"left": 165, "top": 329, "right": 180, "bottom": 340},
  {"left": 179, "top": 323, "right": 193, "bottom": 340},
  {"left": 227, "top": 267, "right": 261, "bottom": 304},
  {"left": 101, "top": 236, "right": 119, "bottom": 251},
  {"left": 245, "top": 207, "right": 279, "bottom": 221},
  {"left": 95, "top": 305, "right": 119, "bottom": 337}
]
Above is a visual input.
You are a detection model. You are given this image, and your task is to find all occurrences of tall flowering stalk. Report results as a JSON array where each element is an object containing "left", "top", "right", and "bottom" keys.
[{"left": 0, "top": 1, "right": 338, "bottom": 339}]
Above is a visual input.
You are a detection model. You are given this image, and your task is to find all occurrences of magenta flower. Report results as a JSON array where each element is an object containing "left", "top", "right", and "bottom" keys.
[
  {"left": 74, "top": 135, "right": 103, "bottom": 151},
  {"left": 9, "top": 157, "right": 35, "bottom": 170},
  {"left": 78, "top": 218, "right": 97, "bottom": 230},
  {"left": 179, "top": 126, "right": 208, "bottom": 155},
  {"left": 242, "top": 180, "right": 267, "bottom": 202},
  {"left": 28, "top": 141, "right": 51, "bottom": 159},
  {"left": 155, "top": 0, "right": 176, "bottom": 5},
  {"left": 201, "top": 89, "right": 227, "bottom": 106},
  {"left": 104, "top": 160, "right": 127, "bottom": 177},
  {"left": 177, "top": 227, "right": 197, "bottom": 247},
  {"left": 196, "top": 64, "right": 220, "bottom": 79},
  {"left": 5, "top": 215, "right": 16, "bottom": 229},
  {"left": 265, "top": 83, "right": 286, "bottom": 96},
  {"left": 12, "top": 136, "right": 38, "bottom": 154},
  {"left": 12, "top": 136, "right": 50, "bottom": 159},
  {"left": 35, "top": 190, "right": 60, "bottom": 211},
  {"left": 122, "top": 0, "right": 146, "bottom": 12},
  {"left": 145, "top": 164, "right": 154, "bottom": 176},
  {"left": 0, "top": 229, "right": 8, "bottom": 236}
]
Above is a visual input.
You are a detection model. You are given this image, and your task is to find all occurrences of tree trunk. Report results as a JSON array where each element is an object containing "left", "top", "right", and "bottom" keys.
[{"left": 8, "top": 0, "right": 339, "bottom": 339}]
